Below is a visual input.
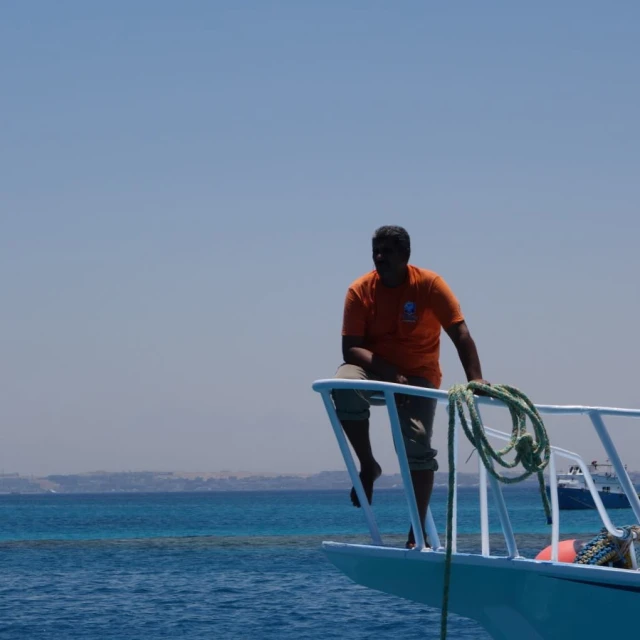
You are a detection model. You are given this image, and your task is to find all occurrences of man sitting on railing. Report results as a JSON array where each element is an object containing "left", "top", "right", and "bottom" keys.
[{"left": 331, "top": 225, "right": 489, "bottom": 548}]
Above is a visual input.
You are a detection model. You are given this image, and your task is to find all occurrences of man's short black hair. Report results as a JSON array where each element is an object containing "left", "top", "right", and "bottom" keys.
[{"left": 372, "top": 225, "right": 411, "bottom": 259}]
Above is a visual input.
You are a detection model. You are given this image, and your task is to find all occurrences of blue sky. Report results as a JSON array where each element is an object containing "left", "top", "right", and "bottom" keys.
[{"left": 1, "top": 1, "right": 639, "bottom": 476}]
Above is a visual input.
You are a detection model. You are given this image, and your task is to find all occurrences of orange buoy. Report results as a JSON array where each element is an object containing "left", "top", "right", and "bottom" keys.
[{"left": 535, "top": 539, "right": 586, "bottom": 563}]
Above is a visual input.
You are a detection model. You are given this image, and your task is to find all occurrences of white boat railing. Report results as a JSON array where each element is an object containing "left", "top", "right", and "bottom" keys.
[{"left": 312, "top": 378, "right": 640, "bottom": 562}]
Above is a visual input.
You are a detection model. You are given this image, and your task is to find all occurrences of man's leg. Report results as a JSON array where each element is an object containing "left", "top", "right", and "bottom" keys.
[
  {"left": 397, "top": 378, "right": 438, "bottom": 548},
  {"left": 341, "top": 420, "right": 381, "bottom": 507},
  {"left": 331, "top": 364, "right": 382, "bottom": 507}
]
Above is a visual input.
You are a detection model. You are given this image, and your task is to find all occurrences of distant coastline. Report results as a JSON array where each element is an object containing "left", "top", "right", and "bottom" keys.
[{"left": 3, "top": 468, "right": 637, "bottom": 495}]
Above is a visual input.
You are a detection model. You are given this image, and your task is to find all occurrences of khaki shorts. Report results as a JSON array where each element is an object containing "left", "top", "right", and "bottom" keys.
[{"left": 331, "top": 363, "right": 438, "bottom": 471}]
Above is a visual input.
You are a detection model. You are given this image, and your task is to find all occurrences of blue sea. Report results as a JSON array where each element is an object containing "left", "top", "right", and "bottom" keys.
[{"left": 0, "top": 486, "right": 624, "bottom": 639}]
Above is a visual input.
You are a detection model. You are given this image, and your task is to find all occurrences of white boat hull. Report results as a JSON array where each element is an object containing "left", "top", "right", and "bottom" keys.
[{"left": 323, "top": 541, "right": 640, "bottom": 640}]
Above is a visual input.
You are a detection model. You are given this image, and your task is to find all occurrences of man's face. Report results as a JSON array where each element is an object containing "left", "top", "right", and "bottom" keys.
[{"left": 372, "top": 238, "right": 407, "bottom": 278}]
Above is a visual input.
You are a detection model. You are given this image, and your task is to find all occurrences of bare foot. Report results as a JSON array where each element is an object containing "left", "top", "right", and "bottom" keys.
[
  {"left": 406, "top": 526, "right": 430, "bottom": 549},
  {"left": 350, "top": 461, "right": 382, "bottom": 507},
  {"left": 405, "top": 540, "right": 431, "bottom": 550}
]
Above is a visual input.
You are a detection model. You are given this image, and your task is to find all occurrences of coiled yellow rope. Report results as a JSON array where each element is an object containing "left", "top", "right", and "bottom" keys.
[{"left": 574, "top": 525, "right": 640, "bottom": 568}]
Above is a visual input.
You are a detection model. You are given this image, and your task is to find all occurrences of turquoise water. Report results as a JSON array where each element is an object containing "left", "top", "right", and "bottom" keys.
[
  {"left": 0, "top": 485, "right": 613, "bottom": 542},
  {"left": 0, "top": 486, "right": 627, "bottom": 639}
]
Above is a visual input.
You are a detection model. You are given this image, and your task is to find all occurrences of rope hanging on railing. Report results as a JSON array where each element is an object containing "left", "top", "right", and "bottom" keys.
[
  {"left": 440, "top": 382, "right": 552, "bottom": 640},
  {"left": 574, "top": 525, "right": 640, "bottom": 568}
]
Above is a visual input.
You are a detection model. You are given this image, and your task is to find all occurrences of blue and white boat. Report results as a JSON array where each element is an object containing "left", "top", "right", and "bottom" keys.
[
  {"left": 312, "top": 378, "right": 640, "bottom": 640},
  {"left": 548, "top": 460, "right": 639, "bottom": 510}
]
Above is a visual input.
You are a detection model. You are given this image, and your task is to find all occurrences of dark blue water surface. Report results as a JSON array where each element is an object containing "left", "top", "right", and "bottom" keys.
[{"left": 0, "top": 486, "right": 623, "bottom": 639}]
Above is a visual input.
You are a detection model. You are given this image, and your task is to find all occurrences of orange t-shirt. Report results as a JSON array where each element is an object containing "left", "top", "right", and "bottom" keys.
[{"left": 341, "top": 265, "right": 464, "bottom": 387}]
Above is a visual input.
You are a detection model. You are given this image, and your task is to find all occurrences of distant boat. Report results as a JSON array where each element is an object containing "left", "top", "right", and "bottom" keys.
[{"left": 547, "top": 460, "right": 639, "bottom": 510}]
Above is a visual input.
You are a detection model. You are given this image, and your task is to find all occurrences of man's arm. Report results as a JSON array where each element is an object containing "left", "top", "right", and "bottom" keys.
[
  {"left": 445, "top": 321, "right": 488, "bottom": 384},
  {"left": 342, "top": 336, "right": 408, "bottom": 384}
]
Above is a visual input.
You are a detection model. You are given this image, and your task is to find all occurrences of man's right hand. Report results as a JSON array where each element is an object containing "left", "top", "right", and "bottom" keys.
[{"left": 392, "top": 373, "right": 410, "bottom": 407}]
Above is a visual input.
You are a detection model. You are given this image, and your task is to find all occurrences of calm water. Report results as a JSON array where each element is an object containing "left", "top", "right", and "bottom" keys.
[{"left": 0, "top": 486, "right": 625, "bottom": 639}]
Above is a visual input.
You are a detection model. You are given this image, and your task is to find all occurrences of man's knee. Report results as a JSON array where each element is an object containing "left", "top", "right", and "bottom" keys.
[
  {"left": 335, "top": 363, "right": 367, "bottom": 380},
  {"left": 332, "top": 364, "right": 371, "bottom": 421},
  {"left": 405, "top": 428, "right": 439, "bottom": 471},
  {"left": 408, "top": 454, "right": 439, "bottom": 472},
  {"left": 404, "top": 424, "right": 439, "bottom": 471},
  {"left": 402, "top": 402, "right": 438, "bottom": 472}
]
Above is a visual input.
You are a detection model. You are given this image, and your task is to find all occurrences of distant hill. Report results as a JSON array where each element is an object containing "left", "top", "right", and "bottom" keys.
[{"left": 4, "top": 468, "right": 637, "bottom": 494}]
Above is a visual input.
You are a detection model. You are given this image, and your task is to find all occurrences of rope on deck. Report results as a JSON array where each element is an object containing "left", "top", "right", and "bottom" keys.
[{"left": 574, "top": 525, "right": 640, "bottom": 568}]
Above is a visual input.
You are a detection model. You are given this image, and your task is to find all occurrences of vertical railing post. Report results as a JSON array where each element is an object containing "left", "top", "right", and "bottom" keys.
[
  {"left": 426, "top": 506, "right": 441, "bottom": 550},
  {"left": 574, "top": 458, "right": 623, "bottom": 537},
  {"left": 451, "top": 410, "right": 459, "bottom": 553},
  {"left": 385, "top": 390, "right": 427, "bottom": 550},
  {"left": 474, "top": 401, "right": 490, "bottom": 557},
  {"left": 479, "top": 457, "right": 489, "bottom": 557},
  {"left": 487, "top": 475, "right": 519, "bottom": 558},
  {"left": 474, "top": 405, "right": 519, "bottom": 558},
  {"left": 590, "top": 411, "right": 640, "bottom": 525},
  {"left": 319, "top": 390, "right": 383, "bottom": 546},
  {"left": 549, "top": 452, "right": 560, "bottom": 562}
]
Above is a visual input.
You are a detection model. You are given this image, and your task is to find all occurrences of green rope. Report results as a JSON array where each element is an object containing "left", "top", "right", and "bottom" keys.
[{"left": 440, "top": 382, "right": 552, "bottom": 640}]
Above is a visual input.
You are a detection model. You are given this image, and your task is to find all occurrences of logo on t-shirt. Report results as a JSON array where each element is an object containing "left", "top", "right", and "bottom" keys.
[{"left": 402, "top": 301, "right": 417, "bottom": 323}]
